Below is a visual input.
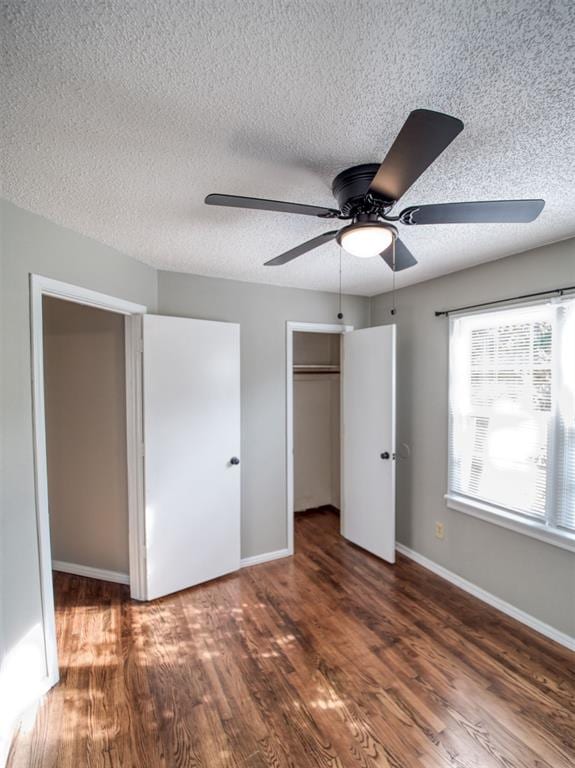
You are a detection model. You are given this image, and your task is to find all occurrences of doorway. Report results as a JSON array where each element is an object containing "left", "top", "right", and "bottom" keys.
[
  {"left": 286, "top": 322, "right": 352, "bottom": 554},
  {"left": 42, "top": 296, "right": 130, "bottom": 584},
  {"left": 286, "top": 320, "right": 397, "bottom": 561},
  {"left": 30, "top": 275, "right": 147, "bottom": 691},
  {"left": 293, "top": 331, "right": 342, "bottom": 547}
]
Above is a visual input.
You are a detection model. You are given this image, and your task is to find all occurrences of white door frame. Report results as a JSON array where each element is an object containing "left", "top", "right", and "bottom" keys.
[
  {"left": 286, "top": 321, "right": 353, "bottom": 555},
  {"left": 30, "top": 274, "right": 147, "bottom": 690}
]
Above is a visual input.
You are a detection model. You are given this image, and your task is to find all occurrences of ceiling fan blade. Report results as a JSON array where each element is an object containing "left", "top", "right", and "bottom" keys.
[
  {"left": 368, "top": 109, "right": 464, "bottom": 202},
  {"left": 380, "top": 238, "right": 418, "bottom": 272},
  {"left": 399, "top": 199, "right": 545, "bottom": 225},
  {"left": 205, "top": 193, "right": 340, "bottom": 218},
  {"left": 264, "top": 230, "right": 339, "bottom": 266}
]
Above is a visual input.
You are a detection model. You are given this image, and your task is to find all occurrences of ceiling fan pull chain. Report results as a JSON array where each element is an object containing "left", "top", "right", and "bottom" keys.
[
  {"left": 337, "top": 249, "right": 344, "bottom": 320},
  {"left": 391, "top": 236, "right": 397, "bottom": 316}
]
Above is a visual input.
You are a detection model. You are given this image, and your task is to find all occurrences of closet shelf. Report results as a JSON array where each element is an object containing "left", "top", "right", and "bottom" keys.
[{"left": 293, "top": 364, "right": 340, "bottom": 374}]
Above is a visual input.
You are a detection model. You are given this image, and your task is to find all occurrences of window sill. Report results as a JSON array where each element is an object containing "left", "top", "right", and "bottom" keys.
[{"left": 445, "top": 494, "right": 575, "bottom": 553}]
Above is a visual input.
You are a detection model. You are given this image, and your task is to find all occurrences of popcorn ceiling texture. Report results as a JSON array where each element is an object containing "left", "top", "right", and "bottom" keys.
[{"left": 2, "top": 0, "right": 574, "bottom": 296}]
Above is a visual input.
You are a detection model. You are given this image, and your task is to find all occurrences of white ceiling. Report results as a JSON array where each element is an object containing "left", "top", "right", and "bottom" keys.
[{"left": 2, "top": 0, "right": 574, "bottom": 296}]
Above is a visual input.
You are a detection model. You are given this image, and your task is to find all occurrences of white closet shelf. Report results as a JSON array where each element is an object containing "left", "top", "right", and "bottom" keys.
[{"left": 293, "top": 364, "right": 340, "bottom": 374}]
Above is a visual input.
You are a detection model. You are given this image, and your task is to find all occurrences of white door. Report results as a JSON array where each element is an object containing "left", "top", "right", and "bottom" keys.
[
  {"left": 342, "top": 325, "right": 396, "bottom": 563},
  {"left": 142, "top": 315, "right": 241, "bottom": 600}
]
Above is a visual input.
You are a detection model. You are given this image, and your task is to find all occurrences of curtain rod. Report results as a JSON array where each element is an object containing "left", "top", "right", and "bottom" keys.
[{"left": 434, "top": 285, "right": 575, "bottom": 317}]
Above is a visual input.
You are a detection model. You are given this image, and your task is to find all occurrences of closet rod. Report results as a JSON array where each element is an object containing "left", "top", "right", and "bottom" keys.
[{"left": 434, "top": 284, "right": 575, "bottom": 317}]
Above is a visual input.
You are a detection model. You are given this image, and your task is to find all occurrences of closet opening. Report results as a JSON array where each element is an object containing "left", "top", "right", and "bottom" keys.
[{"left": 286, "top": 322, "right": 352, "bottom": 554}]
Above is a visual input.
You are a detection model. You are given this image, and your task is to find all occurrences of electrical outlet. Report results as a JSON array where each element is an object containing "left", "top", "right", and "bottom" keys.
[{"left": 435, "top": 522, "right": 445, "bottom": 540}]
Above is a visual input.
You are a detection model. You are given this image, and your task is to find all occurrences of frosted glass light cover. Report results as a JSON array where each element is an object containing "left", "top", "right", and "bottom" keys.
[{"left": 339, "top": 225, "right": 393, "bottom": 258}]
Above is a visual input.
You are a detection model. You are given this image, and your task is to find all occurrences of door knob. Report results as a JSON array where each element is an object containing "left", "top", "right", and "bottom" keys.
[
  {"left": 380, "top": 452, "right": 390, "bottom": 460},
  {"left": 230, "top": 456, "right": 240, "bottom": 465}
]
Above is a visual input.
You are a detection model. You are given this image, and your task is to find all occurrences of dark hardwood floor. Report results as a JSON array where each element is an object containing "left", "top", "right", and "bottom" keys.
[{"left": 8, "top": 510, "right": 575, "bottom": 767}]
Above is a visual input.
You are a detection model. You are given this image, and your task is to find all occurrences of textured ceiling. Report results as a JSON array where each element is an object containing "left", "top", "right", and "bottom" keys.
[{"left": 2, "top": 0, "right": 575, "bottom": 296}]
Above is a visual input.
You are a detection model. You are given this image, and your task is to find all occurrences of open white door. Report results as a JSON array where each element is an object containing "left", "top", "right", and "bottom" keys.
[
  {"left": 342, "top": 325, "right": 396, "bottom": 563},
  {"left": 142, "top": 315, "right": 241, "bottom": 600}
]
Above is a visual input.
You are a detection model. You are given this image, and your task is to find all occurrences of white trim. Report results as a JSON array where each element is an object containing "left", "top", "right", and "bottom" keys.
[
  {"left": 29, "top": 274, "right": 147, "bottom": 701},
  {"left": 286, "top": 321, "right": 353, "bottom": 556},
  {"left": 52, "top": 561, "right": 130, "bottom": 585},
  {"left": 446, "top": 493, "right": 575, "bottom": 553},
  {"left": 33, "top": 275, "right": 147, "bottom": 315},
  {"left": 396, "top": 543, "right": 575, "bottom": 652},
  {"left": 240, "top": 548, "right": 291, "bottom": 568},
  {"left": 30, "top": 279, "right": 60, "bottom": 693},
  {"left": 125, "top": 314, "right": 147, "bottom": 600}
]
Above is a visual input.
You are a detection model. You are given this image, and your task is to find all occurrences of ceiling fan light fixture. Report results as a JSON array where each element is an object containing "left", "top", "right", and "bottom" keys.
[{"left": 337, "top": 221, "right": 394, "bottom": 259}]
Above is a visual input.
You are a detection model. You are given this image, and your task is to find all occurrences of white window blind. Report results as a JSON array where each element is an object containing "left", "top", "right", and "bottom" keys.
[{"left": 448, "top": 297, "right": 575, "bottom": 535}]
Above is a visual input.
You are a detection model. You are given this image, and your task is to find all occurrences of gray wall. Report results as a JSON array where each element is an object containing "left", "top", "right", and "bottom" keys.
[
  {"left": 157, "top": 271, "right": 370, "bottom": 558},
  {"left": 371, "top": 237, "right": 575, "bottom": 636},
  {"left": 43, "top": 297, "right": 129, "bottom": 574},
  {"left": 293, "top": 373, "right": 340, "bottom": 511},
  {"left": 0, "top": 201, "right": 157, "bottom": 691}
]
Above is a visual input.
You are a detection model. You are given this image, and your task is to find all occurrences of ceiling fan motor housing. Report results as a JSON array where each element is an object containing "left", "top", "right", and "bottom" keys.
[{"left": 332, "top": 163, "right": 393, "bottom": 217}]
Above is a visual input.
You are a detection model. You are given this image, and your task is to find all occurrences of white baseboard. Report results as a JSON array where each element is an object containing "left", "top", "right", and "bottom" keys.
[
  {"left": 52, "top": 560, "right": 129, "bottom": 585},
  {"left": 240, "top": 548, "right": 291, "bottom": 568},
  {"left": 395, "top": 543, "right": 575, "bottom": 652}
]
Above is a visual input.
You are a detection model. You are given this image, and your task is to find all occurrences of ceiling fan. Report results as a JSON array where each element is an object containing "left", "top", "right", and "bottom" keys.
[{"left": 205, "top": 109, "right": 545, "bottom": 272}]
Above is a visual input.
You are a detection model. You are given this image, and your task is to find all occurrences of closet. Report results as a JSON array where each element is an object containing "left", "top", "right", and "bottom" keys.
[{"left": 293, "top": 332, "right": 341, "bottom": 519}]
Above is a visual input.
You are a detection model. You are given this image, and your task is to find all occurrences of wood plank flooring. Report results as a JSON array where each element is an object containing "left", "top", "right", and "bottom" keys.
[{"left": 8, "top": 510, "right": 575, "bottom": 767}]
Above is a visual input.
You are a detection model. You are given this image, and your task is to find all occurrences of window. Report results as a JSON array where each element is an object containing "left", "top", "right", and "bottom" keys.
[{"left": 447, "top": 297, "right": 575, "bottom": 550}]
